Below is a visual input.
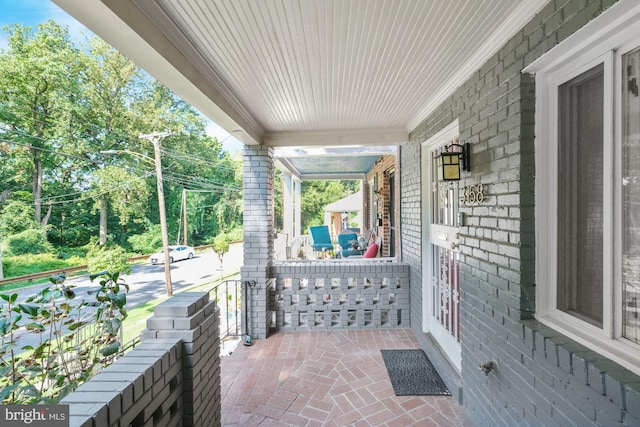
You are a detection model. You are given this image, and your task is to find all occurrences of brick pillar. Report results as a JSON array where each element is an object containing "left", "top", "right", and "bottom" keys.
[
  {"left": 241, "top": 146, "right": 274, "bottom": 339},
  {"left": 141, "top": 292, "right": 220, "bottom": 427}
]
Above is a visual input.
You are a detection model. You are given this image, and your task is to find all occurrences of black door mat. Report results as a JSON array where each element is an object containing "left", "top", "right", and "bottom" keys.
[{"left": 381, "top": 349, "right": 451, "bottom": 396}]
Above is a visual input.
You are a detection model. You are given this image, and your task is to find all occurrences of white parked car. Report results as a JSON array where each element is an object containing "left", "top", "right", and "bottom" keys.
[{"left": 149, "top": 245, "right": 195, "bottom": 265}]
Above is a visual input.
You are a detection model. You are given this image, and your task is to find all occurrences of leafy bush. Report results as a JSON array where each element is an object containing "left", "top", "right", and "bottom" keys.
[
  {"left": 4, "top": 228, "right": 55, "bottom": 256},
  {"left": 127, "top": 224, "right": 162, "bottom": 255},
  {"left": 225, "top": 227, "right": 243, "bottom": 242},
  {"left": 87, "top": 244, "right": 131, "bottom": 275},
  {"left": 56, "top": 246, "right": 89, "bottom": 260},
  {"left": 0, "top": 199, "right": 38, "bottom": 236},
  {"left": 0, "top": 272, "right": 129, "bottom": 403}
]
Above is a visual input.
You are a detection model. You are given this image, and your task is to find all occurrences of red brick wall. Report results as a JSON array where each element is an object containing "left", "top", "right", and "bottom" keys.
[{"left": 365, "top": 154, "right": 399, "bottom": 257}]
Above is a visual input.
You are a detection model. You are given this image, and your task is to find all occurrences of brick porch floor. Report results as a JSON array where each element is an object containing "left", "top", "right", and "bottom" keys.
[{"left": 220, "top": 329, "right": 471, "bottom": 426}]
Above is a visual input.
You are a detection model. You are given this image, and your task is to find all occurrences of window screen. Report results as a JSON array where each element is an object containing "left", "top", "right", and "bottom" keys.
[{"left": 557, "top": 64, "right": 604, "bottom": 327}]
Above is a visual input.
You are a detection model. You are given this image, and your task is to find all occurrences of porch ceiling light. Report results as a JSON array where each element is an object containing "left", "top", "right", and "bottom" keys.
[{"left": 437, "top": 143, "right": 471, "bottom": 181}]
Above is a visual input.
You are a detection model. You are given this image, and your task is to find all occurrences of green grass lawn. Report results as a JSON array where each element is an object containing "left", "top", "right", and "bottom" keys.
[
  {"left": 121, "top": 273, "right": 238, "bottom": 346},
  {"left": 122, "top": 295, "right": 169, "bottom": 344},
  {"left": 2, "top": 253, "right": 85, "bottom": 276}
]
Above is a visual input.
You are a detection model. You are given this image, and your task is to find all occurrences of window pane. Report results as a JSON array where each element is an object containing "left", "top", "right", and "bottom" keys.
[
  {"left": 623, "top": 48, "right": 640, "bottom": 343},
  {"left": 557, "top": 64, "right": 604, "bottom": 327}
]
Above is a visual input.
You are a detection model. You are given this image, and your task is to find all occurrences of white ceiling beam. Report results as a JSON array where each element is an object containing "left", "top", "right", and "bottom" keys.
[
  {"left": 264, "top": 127, "right": 408, "bottom": 148},
  {"left": 275, "top": 158, "right": 369, "bottom": 181},
  {"left": 300, "top": 173, "right": 367, "bottom": 181}
]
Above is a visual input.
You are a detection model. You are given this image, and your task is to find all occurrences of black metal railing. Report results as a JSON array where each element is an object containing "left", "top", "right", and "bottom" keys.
[
  {"left": 118, "top": 336, "right": 141, "bottom": 356},
  {"left": 110, "top": 280, "right": 242, "bottom": 362},
  {"left": 205, "top": 279, "right": 243, "bottom": 339},
  {"left": 108, "top": 280, "right": 241, "bottom": 363}
]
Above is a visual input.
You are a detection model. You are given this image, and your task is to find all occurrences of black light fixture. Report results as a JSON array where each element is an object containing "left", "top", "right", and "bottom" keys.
[{"left": 437, "top": 142, "right": 471, "bottom": 181}]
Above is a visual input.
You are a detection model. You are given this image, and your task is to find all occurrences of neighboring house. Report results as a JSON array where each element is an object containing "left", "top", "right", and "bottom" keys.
[
  {"left": 55, "top": 0, "right": 640, "bottom": 425},
  {"left": 323, "top": 190, "right": 363, "bottom": 235}
]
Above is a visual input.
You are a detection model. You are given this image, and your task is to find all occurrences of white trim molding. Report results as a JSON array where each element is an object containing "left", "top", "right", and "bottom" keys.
[{"left": 529, "top": 0, "right": 640, "bottom": 376}]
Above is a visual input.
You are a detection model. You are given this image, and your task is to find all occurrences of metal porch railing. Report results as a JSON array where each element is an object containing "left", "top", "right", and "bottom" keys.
[{"left": 205, "top": 279, "right": 243, "bottom": 339}]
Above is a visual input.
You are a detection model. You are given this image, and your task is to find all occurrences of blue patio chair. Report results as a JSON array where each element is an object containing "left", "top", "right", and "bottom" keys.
[
  {"left": 337, "top": 230, "right": 362, "bottom": 257},
  {"left": 309, "top": 225, "right": 334, "bottom": 255}
]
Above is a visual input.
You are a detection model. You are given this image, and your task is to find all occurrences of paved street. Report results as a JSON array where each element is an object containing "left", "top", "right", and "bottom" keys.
[
  {"left": 4, "top": 243, "right": 243, "bottom": 308},
  {"left": 2, "top": 243, "right": 243, "bottom": 348}
]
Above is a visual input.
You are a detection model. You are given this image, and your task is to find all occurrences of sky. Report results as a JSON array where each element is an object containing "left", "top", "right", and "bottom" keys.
[{"left": 0, "top": 0, "right": 243, "bottom": 153}]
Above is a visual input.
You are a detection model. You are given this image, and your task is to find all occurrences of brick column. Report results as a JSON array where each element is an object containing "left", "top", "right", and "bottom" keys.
[
  {"left": 241, "top": 146, "right": 275, "bottom": 339},
  {"left": 141, "top": 292, "right": 220, "bottom": 427}
]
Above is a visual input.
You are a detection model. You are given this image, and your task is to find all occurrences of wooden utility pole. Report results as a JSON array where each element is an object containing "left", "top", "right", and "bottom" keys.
[
  {"left": 182, "top": 188, "right": 188, "bottom": 246},
  {"left": 140, "top": 131, "right": 173, "bottom": 296}
]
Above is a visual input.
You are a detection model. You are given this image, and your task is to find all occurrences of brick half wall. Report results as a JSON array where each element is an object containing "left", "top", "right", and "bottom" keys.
[
  {"left": 62, "top": 292, "right": 221, "bottom": 427},
  {"left": 270, "top": 260, "right": 410, "bottom": 331}
]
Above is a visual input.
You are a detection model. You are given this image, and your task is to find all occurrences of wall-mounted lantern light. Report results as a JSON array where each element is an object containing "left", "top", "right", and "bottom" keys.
[{"left": 437, "top": 142, "right": 471, "bottom": 181}]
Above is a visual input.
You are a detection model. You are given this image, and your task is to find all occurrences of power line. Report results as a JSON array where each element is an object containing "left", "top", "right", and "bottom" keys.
[
  {"left": 1, "top": 128, "right": 243, "bottom": 203},
  {"left": 160, "top": 146, "right": 238, "bottom": 173},
  {"left": 160, "top": 172, "right": 241, "bottom": 191},
  {"left": 1, "top": 137, "right": 241, "bottom": 192},
  {"left": 0, "top": 138, "right": 103, "bottom": 165},
  {"left": 1, "top": 127, "right": 241, "bottom": 187}
]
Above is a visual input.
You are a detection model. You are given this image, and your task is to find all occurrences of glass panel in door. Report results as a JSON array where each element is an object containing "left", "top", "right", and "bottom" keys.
[{"left": 422, "top": 128, "right": 462, "bottom": 372}]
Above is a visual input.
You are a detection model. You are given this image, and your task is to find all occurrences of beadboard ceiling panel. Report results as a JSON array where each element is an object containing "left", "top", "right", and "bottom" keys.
[{"left": 55, "top": 0, "right": 548, "bottom": 148}]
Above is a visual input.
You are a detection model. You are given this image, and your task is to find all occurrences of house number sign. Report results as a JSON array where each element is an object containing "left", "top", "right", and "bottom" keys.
[{"left": 460, "top": 184, "right": 485, "bottom": 205}]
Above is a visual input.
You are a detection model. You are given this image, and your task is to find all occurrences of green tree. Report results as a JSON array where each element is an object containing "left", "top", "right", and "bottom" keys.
[
  {"left": 128, "top": 82, "right": 243, "bottom": 246},
  {"left": 0, "top": 197, "right": 53, "bottom": 257},
  {"left": 4, "top": 229, "right": 54, "bottom": 256},
  {"left": 0, "top": 198, "right": 37, "bottom": 236},
  {"left": 0, "top": 22, "right": 83, "bottom": 225},
  {"left": 300, "top": 180, "right": 358, "bottom": 230},
  {"left": 213, "top": 234, "right": 230, "bottom": 279},
  {"left": 0, "top": 22, "right": 245, "bottom": 254},
  {"left": 75, "top": 37, "right": 149, "bottom": 246},
  {"left": 0, "top": 139, "right": 30, "bottom": 201},
  {"left": 213, "top": 153, "right": 243, "bottom": 235},
  {"left": 80, "top": 37, "right": 141, "bottom": 147},
  {"left": 273, "top": 173, "right": 359, "bottom": 234},
  {"left": 89, "top": 166, "right": 149, "bottom": 245}
]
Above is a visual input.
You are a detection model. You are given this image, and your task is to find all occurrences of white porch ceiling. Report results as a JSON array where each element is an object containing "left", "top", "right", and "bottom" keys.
[{"left": 54, "top": 0, "right": 548, "bottom": 176}]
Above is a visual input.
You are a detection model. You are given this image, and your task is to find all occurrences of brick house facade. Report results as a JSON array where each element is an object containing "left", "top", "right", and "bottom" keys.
[{"left": 401, "top": 0, "right": 640, "bottom": 425}]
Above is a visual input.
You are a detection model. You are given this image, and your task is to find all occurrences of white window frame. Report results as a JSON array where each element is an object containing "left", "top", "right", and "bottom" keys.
[{"left": 525, "top": 0, "right": 640, "bottom": 375}]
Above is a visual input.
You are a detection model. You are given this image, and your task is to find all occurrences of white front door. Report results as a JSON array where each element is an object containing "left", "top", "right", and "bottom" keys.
[{"left": 421, "top": 121, "right": 462, "bottom": 372}]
